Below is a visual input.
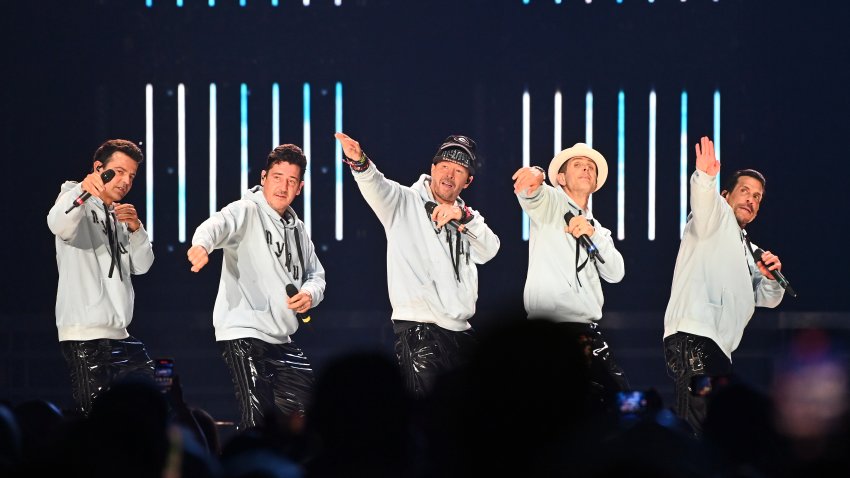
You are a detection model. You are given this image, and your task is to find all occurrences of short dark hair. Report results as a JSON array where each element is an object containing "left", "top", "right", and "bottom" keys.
[
  {"left": 723, "top": 169, "right": 766, "bottom": 196},
  {"left": 93, "top": 139, "right": 144, "bottom": 168},
  {"left": 266, "top": 144, "right": 307, "bottom": 180}
]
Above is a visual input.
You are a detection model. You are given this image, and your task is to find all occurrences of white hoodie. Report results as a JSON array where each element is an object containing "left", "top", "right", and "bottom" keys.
[
  {"left": 47, "top": 182, "right": 155, "bottom": 341},
  {"left": 663, "top": 170, "right": 784, "bottom": 360},
  {"left": 191, "top": 186, "right": 325, "bottom": 344},
  {"left": 517, "top": 183, "right": 624, "bottom": 323},
  {"left": 352, "top": 162, "right": 500, "bottom": 331}
]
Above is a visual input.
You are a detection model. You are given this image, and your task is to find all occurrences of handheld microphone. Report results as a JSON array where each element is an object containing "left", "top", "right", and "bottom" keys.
[
  {"left": 285, "top": 284, "right": 312, "bottom": 323},
  {"left": 751, "top": 248, "right": 797, "bottom": 298},
  {"left": 564, "top": 211, "right": 605, "bottom": 264},
  {"left": 424, "top": 201, "right": 477, "bottom": 239},
  {"left": 65, "top": 169, "right": 116, "bottom": 214}
]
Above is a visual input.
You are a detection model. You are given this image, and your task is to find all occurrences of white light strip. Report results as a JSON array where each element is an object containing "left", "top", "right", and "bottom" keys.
[
  {"left": 554, "top": 90, "right": 562, "bottom": 155},
  {"left": 303, "top": 82, "right": 312, "bottom": 235},
  {"left": 240, "top": 83, "right": 248, "bottom": 193},
  {"left": 617, "top": 90, "right": 625, "bottom": 240},
  {"left": 586, "top": 90, "right": 594, "bottom": 210},
  {"left": 145, "top": 84, "right": 154, "bottom": 242},
  {"left": 335, "top": 82, "right": 343, "bottom": 241},
  {"left": 680, "top": 90, "right": 688, "bottom": 238},
  {"left": 714, "top": 89, "right": 721, "bottom": 192},
  {"left": 648, "top": 90, "right": 657, "bottom": 241},
  {"left": 209, "top": 83, "right": 217, "bottom": 217},
  {"left": 272, "top": 83, "right": 280, "bottom": 148},
  {"left": 178, "top": 83, "right": 186, "bottom": 243},
  {"left": 522, "top": 89, "right": 530, "bottom": 241}
]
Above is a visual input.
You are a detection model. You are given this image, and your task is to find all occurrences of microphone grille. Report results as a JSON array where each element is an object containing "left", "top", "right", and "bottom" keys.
[
  {"left": 564, "top": 211, "right": 575, "bottom": 223},
  {"left": 100, "top": 169, "right": 116, "bottom": 183},
  {"left": 285, "top": 284, "right": 299, "bottom": 298}
]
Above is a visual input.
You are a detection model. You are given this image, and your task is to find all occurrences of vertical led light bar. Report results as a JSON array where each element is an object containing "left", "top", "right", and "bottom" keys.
[
  {"left": 209, "top": 0, "right": 215, "bottom": 6},
  {"left": 146, "top": 0, "right": 153, "bottom": 7},
  {"left": 522, "top": 89, "right": 530, "bottom": 241},
  {"left": 145, "top": 84, "right": 154, "bottom": 241},
  {"left": 335, "top": 82, "right": 343, "bottom": 241},
  {"left": 240, "top": 83, "right": 249, "bottom": 193},
  {"left": 680, "top": 90, "right": 688, "bottom": 237},
  {"left": 177, "top": 0, "right": 183, "bottom": 6},
  {"left": 335, "top": 0, "right": 342, "bottom": 5},
  {"left": 177, "top": 84, "right": 187, "bottom": 243},
  {"left": 554, "top": 90, "right": 562, "bottom": 155},
  {"left": 303, "top": 0, "right": 310, "bottom": 5},
  {"left": 648, "top": 90, "right": 657, "bottom": 241},
  {"left": 586, "top": 90, "right": 594, "bottom": 210},
  {"left": 617, "top": 90, "right": 625, "bottom": 240},
  {"left": 209, "top": 83, "right": 217, "bottom": 216},
  {"left": 714, "top": 89, "right": 721, "bottom": 192},
  {"left": 272, "top": 83, "right": 280, "bottom": 148},
  {"left": 303, "top": 82, "right": 312, "bottom": 235}
]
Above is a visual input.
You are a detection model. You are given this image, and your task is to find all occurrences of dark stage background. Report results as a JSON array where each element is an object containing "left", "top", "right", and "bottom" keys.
[{"left": 2, "top": 1, "right": 849, "bottom": 422}]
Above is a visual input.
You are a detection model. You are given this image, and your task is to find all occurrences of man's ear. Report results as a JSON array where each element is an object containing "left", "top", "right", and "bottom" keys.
[
  {"left": 260, "top": 172, "right": 266, "bottom": 185},
  {"left": 721, "top": 190, "right": 728, "bottom": 198},
  {"left": 556, "top": 172, "right": 567, "bottom": 187},
  {"left": 463, "top": 176, "right": 474, "bottom": 188},
  {"left": 94, "top": 161, "right": 104, "bottom": 172}
]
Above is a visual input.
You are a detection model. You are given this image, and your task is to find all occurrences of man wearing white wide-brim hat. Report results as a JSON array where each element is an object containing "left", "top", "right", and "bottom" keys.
[{"left": 512, "top": 142, "right": 630, "bottom": 402}]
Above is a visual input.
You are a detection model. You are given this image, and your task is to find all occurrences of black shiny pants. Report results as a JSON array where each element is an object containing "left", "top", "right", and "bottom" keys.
[
  {"left": 394, "top": 322, "right": 477, "bottom": 398},
  {"left": 556, "top": 322, "right": 630, "bottom": 402},
  {"left": 664, "top": 332, "right": 732, "bottom": 436},
  {"left": 219, "top": 338, "right": 314, "bottom": 430},
  {"left": 60, "top": 336, "right": 154, "bottom": 415}
]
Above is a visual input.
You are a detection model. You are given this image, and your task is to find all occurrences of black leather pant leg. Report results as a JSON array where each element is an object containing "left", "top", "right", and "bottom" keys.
[
  {"left": 394, "top": 323, "right": 477, "bottom": 399},
  {"left": 219, "top": 338, "right": 314, "bottom": 430},
  {"left": 664, "top": 332, "right": 732, "bottom": 436},
  {"left": 60, "top": 336, "right": 154, "bottom": 415}
]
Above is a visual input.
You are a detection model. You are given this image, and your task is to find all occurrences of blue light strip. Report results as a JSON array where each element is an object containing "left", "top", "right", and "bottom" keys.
[
  {"left": 680, "top": 90, "right": 688, "bottom": 238},
  {"left": 145, "top": 84, "right": 154, "bottom": 241},
  {"left": 177, "top": 0, "right": 183, "bottom": 6},
  {"left": 272, "top": 83, "right": 280, "bottom": 148},
  {"left": 335, "top": 82, "right": 343, "bottom": 241},
  {"left": 303, "top": 82, "right": 312, "bottom": 235},
  {"left": 554, "top": 90, "right": 562, "bottom": 155},
  {"left": 240, "top": 0, "right": 246, "bottom": 7},
  {"left": 522, "top": 89, "right": 530, "bottom": 241},
  {"left": 209, "top": 0, "right": 215, "bottom": 6},
  {"left": 272, "top": 0, "right": 279, "bottom": 5},
  {"left": 617, "top": 90, "right": 625, "bottom": 240},
  {"left": 648, "top": 90, "right": 657, "bottom": 241},
  {"left": 714, "top": 89, "right": 721, "bottom": 192},
  {"left": 210, "top": 83, "right": 217, "bottom": 217},
  {"left": 241, "top": 83, "right": 249, "bottom": 193},
  {"left": 586, "top": 90, "right": 594, "bottom": 210},
  {"left": 146, "top": 0, "right": 152, "bottom": 7},
  {"left": 178, "top": 83, "right": 186, "bottom": 243}
]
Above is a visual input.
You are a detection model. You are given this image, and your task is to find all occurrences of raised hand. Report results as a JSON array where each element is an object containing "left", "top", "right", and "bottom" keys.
[
  {"left": 334, "top": 132, "right": 363, "bottom": 162},
  {"left": 695, "top": 136, "right": 720, "bottom": 176},
  {"left": 512, "top": 167, "right": 545, "bottom": 195}
]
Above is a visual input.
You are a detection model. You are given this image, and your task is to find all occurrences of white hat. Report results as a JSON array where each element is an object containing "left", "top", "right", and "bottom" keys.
[{"left": 547, "top": 143, "right": 608, "bottom": 192}]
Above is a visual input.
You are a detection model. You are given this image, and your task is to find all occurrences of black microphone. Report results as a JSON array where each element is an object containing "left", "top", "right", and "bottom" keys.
[
  {"left": 424, "top": 201, "right": 477, "bottom": 239},
  {"left": 65, "top": 169, "right": 116, "bottom": 214},
  {"left": 564, "top": 211, "right": 605, "bottom": 264},
  {"left": 285, "top": 284, "right": 312, "bottom": 323},
  {"left": 751, "top": 248, "right": 797, "bottom": 298}
]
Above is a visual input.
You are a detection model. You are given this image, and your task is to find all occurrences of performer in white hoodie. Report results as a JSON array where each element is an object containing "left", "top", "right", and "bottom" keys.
[
  {"left": 335, "top": 132, "right": 500, "bottom": 397},
  {"left": 663, "top": 136, "right": 785, "bottom": 435},
  {"left": 187, "top": 144, "right": 325, "bottom": 429},
  {"left": 512, "top": 143, "right": 629, "bottom": 405},
  {"left": 47, "top": 139, "right": 155, "bottom": 415}
]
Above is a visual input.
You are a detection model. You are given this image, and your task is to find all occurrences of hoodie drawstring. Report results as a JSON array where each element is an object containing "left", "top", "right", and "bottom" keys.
[{"left": 103, "top": 203, "right": 123, "bottom": 281}]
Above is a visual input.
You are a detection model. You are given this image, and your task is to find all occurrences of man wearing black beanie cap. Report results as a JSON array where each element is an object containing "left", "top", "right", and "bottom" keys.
[{"left": 335, "top": 132, "right": 500, "bottom": 398}]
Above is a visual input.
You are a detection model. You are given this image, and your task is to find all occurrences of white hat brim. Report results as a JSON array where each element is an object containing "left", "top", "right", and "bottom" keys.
[{"left": 547, "top": 143, "right": 608, "bottom": 192}]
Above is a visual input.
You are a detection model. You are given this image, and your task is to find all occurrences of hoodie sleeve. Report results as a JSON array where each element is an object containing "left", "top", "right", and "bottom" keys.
[
  {"left": 689, "top": 170, "right": 727, "bottom": 238},
  {"left": 588, "top": 220, "right": 625, "bottom": 283},
  {"left": 191, "top": 200, "right": 251, "bottom": 252},
  {"left": 351, "top": 162, "right": 407, "bottom": 228},
  {"left": 298, "top": 230, "right": 326, "bottom": 309},
  {"left": 128, "top": 224, "right": 155, "bottom": 274},
  {"left": 516, "top": 183, "right": 562, "bottom": 224},
  {"left": 748, "top": 241, "right": 785, "bottom": 308},
  {"left": 463, "top": 209, "right": 500, "bottom": 264},
  {"left": 47, "top": 184, "right": 86, "bottom": 242}
]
